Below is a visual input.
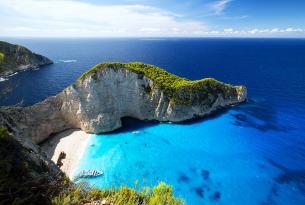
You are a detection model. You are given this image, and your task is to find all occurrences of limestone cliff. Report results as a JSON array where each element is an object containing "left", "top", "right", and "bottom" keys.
[
  {"left": 0, "top": 62, "right": 247, "bottom": 143},
  {"left": 0, "top": 41, "right": 53, "bottom": 78}
]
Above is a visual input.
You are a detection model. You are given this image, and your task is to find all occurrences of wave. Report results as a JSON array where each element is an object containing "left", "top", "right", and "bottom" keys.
[
  {"left": 0, "top": 77, "right": 7, "bottom": 82},
  {"left": 58, "top": 59, "right": 77, "bottom": 63},
  {"left": 8, "top": 72, "right": 18, "bottom": 77}
]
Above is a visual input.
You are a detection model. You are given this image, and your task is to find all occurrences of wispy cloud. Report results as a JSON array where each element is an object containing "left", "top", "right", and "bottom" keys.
[
  {"left": 0, "top": 0, "right": 207, "bottom": 37},
  {"left": 206, "top": 27, "right": 305, "bottom": 36},
  {"left": 184, "top": 27, "right": 305, "bottom": 37},
  {"left": 211, "top": 0, "right": 232, "bottom": 15},
  {"left": 0, "top": 0, "right": 303, "bottom": 37},
  {"left": 247, "top": 28, "right": 304, "bottom": 35},
  {"left": 222, "top": 15, "right": 249, "bottom": 20}
]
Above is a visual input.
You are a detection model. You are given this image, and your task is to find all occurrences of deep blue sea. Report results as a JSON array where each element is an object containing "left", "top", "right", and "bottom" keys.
[{"left": 1, "top": 38, "right": 305, "bottom": 205}]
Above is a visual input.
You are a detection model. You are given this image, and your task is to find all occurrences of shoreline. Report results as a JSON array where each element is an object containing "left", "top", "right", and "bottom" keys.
[{"left": 41, "top": 129, "right": 91, "bottom": 178}]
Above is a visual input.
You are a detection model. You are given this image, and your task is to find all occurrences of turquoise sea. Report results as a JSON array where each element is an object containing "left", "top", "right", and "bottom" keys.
[{"left": 1, "top": 38, "right": 305, "bottom": 204}]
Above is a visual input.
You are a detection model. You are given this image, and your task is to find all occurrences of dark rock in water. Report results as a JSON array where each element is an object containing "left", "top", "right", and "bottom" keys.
[
  {"left": 0, "top": 41, "right": 53, "bottom": 78},
  {"left": 194, "top": 187, "right": 205, "bottom": 198},
  {"left": 261, "top": 184, "right": 278, "bottom": 205},
  {"left": 210, "top": 191, "right": 221, "bottom": 201},
  {"left": 267, "top": 158, "right": 305, "bottom": 194},
  {"left": 161, "top": 137, "right": 171, "bottom": 145},
  {"left": 257, "top": 163, "right": 266, "bottom": 169},
  {"left": 232, "top": 114, "right": 247, "bottom": 122},
  {"left": 190, "top": 167, "right": 197, "bottom": 174},
  {"left": 135, "top": 161, "right": 145, "bottom": 169},
  {"left": 143, "top": 171, "right": 150, "bottom": 178},
  {"left": 231, "top": 103, "right": 288, "bottom": 133},
  {"left": 201, "top": 169, "right": 210, "bottom": 180},
  {"left": 271, "top": 184, "right": 278, "bottom": 196},
  {"left": 178, "top": 173, "right": 190, "bottom": 183},
  {"left": 233, "top": 121, "right": 242, "bottom": 126}
]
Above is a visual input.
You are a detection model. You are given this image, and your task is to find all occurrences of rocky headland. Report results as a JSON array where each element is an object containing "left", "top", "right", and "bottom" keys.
[
  {"left": 0, "top": 62, "right": 247, "bottom": 144},
  {"left": 0, "top": 41, "right": 53, "bottom": 78}
]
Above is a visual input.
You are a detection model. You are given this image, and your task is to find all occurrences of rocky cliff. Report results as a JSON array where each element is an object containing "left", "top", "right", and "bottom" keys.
[
  {"left": 0, "top": 126, "right": 63, "bottom": 204},
  {"left": 0, "top": 41, "right": 53, "bottom": 78},
  {"left": 0, "top": 62, "right": 247, "bottom": 144}
]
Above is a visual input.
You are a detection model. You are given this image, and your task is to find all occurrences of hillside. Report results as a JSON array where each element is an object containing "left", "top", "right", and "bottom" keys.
[{"left": 0, "top": 41, "right": 53, "bottom": 77}]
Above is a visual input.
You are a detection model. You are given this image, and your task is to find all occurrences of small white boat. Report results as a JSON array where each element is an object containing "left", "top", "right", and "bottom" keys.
[
  {"left": 132, "top": 131, "right": 140, "bottom": 134},
  {"left": 78, "top": 170, "right": 103, "bottom": 178}
]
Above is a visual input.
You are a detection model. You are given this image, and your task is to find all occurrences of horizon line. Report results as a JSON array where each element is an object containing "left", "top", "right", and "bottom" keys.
[{"left": 1, "top": 36, "right": 305, "bottom": 39}]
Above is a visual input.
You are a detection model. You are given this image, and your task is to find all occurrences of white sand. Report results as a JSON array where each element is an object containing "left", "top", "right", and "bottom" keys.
[{"left": 41, "top": 129, "right": 91, "bottom": 178}]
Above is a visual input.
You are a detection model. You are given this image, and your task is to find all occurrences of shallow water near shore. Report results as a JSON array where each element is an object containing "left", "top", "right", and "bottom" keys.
[
  {"left": 1, "top": 38, "right": 305, "bottom": 204},
  {"left": 74, "top": 105, "right": 305, "bottom": 205}
]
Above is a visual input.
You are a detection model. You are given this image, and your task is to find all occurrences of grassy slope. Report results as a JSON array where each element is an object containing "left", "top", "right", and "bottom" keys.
[
  {"left": 0, "top": 52, "right": 4, "bottom": 61},
  {"left": 78, "top": 62, "right": 239, "bottom": 104},
  {"left": 0, "top": 52, "right": 4, "bottom": 72},
  {"left": 52, "top": 182, "right": 183, "bottom": 205},
  {"left": 0, "top": 41, "right": 52, "bottom": 74},
  {"left": 0, "top": 41, "right": 32, "bottom": 72}
]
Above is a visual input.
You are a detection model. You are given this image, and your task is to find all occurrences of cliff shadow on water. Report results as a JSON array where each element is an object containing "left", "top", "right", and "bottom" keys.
[
  {"left": 104, "top": 117, "right": 159, "bottom": 134},
  {"left": 169, "top": 100, "right": 248, "bottom": 126},
  {"left": 102, "top": 101, "right": 248, "bottom": 135}
]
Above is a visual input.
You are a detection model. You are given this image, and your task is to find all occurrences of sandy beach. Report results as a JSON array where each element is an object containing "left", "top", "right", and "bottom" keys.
[{"left": 41, "top": 129, "right": 91, "bottom": 178}]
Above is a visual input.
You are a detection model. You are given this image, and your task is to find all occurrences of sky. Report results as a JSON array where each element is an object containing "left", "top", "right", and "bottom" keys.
[{"left": 0, "top": 0, "right": 305, "bottom": 37}]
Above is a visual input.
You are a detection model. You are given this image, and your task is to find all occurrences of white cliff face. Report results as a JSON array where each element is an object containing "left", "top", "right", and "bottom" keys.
[
  {"left": 60, "top": 68, "right": 169, "bottom": 133},
  {"left": 0, "top": 67, "right": 246, "bottom": 144},
  {"left": 60, "top": 67, "right": 246, "bottom": 133}
]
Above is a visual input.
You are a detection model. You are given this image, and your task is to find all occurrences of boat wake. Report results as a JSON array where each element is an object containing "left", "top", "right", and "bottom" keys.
[
  {"left": 0, "top": 77, "right": 7, "bottom": 82},
  {"left": 58, "top": 59, "right": 77, "bottom": 63}
]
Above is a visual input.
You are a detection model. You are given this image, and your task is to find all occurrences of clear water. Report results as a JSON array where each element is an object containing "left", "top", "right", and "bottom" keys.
[{"left": 1, "top": 38, "right": 305, "bottom": 204}]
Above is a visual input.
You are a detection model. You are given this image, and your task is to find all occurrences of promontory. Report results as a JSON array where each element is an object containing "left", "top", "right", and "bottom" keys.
[
  {"left": 0, "top": 62, "right": 247, "bottom": 143},
  {"left": 0, "top": 41, "right": 53, "bottom": 78}
]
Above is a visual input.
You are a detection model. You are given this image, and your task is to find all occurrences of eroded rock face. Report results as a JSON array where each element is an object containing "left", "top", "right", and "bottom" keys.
[{"left": 0, "top": 66, "right": 246, "bottom": 144}]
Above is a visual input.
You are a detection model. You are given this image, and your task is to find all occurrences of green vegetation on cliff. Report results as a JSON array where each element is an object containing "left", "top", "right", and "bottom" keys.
[
  {"left": 79, "top": 62, "right": 240, "bottom": 104},
  {"left": 53, "top": 182, "right": 183, "bottom": 205},
  {"left": 0, "top": 52, "right": 4, "bottom": 62},
  {"left": 0, "top": 52, "right": 4, "bottom": 72}
]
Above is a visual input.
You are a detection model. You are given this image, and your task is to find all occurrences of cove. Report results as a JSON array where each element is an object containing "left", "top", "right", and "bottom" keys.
[{"left": 74, "top": 104, "right": 305, "bottom": 205}]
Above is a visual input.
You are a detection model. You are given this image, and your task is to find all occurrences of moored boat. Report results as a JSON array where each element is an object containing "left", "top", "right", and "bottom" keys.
[{"left": 78, "top": 170, "right": 103, "bottom": 178}]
